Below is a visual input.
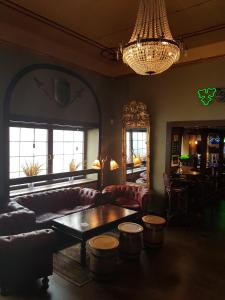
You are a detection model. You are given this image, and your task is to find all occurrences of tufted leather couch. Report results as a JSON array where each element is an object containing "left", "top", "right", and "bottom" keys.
[
  {"left": 0, "top": 208, "right": 56, "bottom": 295},
  {"left": 14, "top": 187, "right": 101, "bottom": 228},
  {"left": 102, "top": 184, "right": 151, "bottom": 213}
]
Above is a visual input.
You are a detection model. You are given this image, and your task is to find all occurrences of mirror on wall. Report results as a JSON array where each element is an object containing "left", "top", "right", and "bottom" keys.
[{"left": 122, "top": 101, "right": 150, "bottom": 189}]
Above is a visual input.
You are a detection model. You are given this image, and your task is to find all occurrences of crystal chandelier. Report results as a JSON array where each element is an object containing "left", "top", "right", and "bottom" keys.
[{"left": 121, "top": 0, "right": 180, "bottom": 75}]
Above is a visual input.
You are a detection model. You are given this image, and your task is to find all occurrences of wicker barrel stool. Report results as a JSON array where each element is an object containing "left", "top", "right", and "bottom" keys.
[
  {"left": 142, "top": 215, "right": 166, "bottom": 248},
  {"left": 88, "top": 235, "right": 119, "bottom": 280},
  {"left": 118, "top": 222, "right": 143, "bottom": 259}
]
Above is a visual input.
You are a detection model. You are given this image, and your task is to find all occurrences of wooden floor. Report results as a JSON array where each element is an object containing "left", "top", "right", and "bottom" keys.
[{"left": 2, "top": 201, "right": 225, "bottom": 300}]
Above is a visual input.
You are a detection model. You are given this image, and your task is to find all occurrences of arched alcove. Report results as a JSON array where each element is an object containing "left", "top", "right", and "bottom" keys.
[{"left": 2, "top": 64, "right": 102, "bottom": 206}]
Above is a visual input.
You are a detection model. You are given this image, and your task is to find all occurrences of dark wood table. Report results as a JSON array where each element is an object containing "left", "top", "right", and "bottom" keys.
[{"left": 52, "top": 204, "right": 139, "bottom": 266}]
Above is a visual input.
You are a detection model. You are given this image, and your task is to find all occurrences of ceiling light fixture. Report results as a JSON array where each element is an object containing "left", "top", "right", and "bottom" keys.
[{"left": 120, "top": 0, "right": 180, "bottom": 75}]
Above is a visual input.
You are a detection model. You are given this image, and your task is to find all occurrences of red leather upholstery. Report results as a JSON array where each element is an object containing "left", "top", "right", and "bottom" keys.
[
  {"left": 0, "top": 209, "right": 56, "bottom": 294},
  {"left": 0, "top": 209, "right": 36, "bottom": 235},
  {"left": 14, "top": 187, "right": 101, "bottom": 227},
  {"left": 102, "top": 184, "right": 151, "bottom": 213}
]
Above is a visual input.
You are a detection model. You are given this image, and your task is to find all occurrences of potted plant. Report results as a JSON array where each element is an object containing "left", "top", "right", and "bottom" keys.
[
  {"left": 22, "top": 161, "right": 42, "bottom": 188},
  {"left": 68, "top": 159, "right": 81, "bottom": 181}
]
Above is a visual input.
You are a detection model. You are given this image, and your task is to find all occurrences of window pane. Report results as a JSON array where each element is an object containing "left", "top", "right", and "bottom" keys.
[
  {"left": 64, "top": 130, "right": 73, "bottom": 141},
  {"left": 53, "top": 142, "right": 64, "bottom": 155},
  {"left": 64, "top": 155, "right": 74, "bottom": 171},
  {"left": 20, "top": 142, "right": 35, "bottom": 157},
  {"left": 34, "top": 142, "right": 47, "bottom": 156},
  {"left": 53, "top": 155, "right": 63, "bottom": 173},
  {"left": 10, "top": 157, "right": 20, "bottom": 173},
  {"left": 35, "top": 129, "right": 47, "bottom": 142},
  {"left": 36, "top": 156, "right": 47, "bottom": 169},
  {"left": 64, "top": 142, "right": 73, "bottom": 155},
  {"left": 133, "top": 132, "right": 138, "bottom": 140},
  {"left": 10, "top": 127, "right": 20, "bottom": 141},
  {"left": 38, "top": 169, "right": 47, "bottom": 175},
  {"left": 9, "top": 126, "right": 48, "bottom": 179},
  {"left": 74, "top": 142, "right": 83, "bottom": 153},
  {"left": 53, "top": 130, "right": 63, "bottom": 142},
  {"left": 10, "top": 142, "right": 20, "bottom": 157},
  {"left": 74, "top": 154, "right": 83, "bottom": 165},
  {"left": 10, "top": 172, "right": 20, "bottom": 179},
  {"left": 75, "top": 131, "right": 84, "bottom": 142},
  {"left": 133, "top": 141, "right": 138, "bottom": 150},
  {"left": 52, "top": 129, "right": 85, "bottom": 174},
  {"left": 20, "top": 128, "right": 34, "bottom": 141}
]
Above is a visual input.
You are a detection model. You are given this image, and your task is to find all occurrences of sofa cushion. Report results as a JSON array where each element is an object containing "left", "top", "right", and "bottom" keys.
[
  {"left": 76, "top": 188, "right": 101, "bottom": 206},
  {"left": 36, "top": 212, "right": 64, "bottom": 226},
  {"left": 15, "top": 188, "right": 82, "bottom": 215},
  {"left": 57, "top": 204, "right": 93, "bottom": 216},
  {"left": 115, "top": 197, "right": 141, "bottom": 210}
]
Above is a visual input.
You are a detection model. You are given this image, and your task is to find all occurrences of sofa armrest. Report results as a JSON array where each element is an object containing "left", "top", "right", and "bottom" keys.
[
  {"left": 139, "top": 189, "right": 152, "bottom": 212},
  {"left": 7, "top": 201, "right": 31, "bottom": 212},
  {"left": 0, "top": 229, "right": 56, "bottom": 254}
]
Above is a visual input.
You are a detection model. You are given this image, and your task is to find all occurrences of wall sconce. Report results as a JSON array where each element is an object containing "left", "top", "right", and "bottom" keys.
[
  {"left": 133, "top": 154, "right": 142, "bottom": 167},
  {"left": 110, "top": 159, "right": 119, "bottom": 171},
  {"left": 92, "top": 157, "right": 119, "bottom": 188}
]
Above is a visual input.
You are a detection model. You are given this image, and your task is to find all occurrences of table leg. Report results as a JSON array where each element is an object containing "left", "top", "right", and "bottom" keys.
[{"left": 80, "top": 240, "right": 86, "bottom": 267}]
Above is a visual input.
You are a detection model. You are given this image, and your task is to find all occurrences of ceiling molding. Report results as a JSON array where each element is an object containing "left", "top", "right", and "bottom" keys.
[{"left": 0, "top": 0, "right": 225, "bottom": 77}]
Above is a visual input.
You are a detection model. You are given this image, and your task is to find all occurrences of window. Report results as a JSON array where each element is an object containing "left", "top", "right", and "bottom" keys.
[
  {"left": 10, "top": 127, "right": 48, "bottom": 178},
  {"left": 126, "top": 129, "right": 147, "bottom": 164},
  {"left": 9, "top": 125, "right": 86, "bottom": 180},
  {"left": 53, "top": 129, "right": 84, "bottom": 173}
]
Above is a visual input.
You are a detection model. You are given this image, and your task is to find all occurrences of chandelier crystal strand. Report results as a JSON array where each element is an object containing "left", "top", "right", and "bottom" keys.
[{"left": 122, "top": 0, "right": 180, "bottom": 75}]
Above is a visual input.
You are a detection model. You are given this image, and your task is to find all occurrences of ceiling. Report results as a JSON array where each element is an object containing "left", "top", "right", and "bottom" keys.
[{"left": 0, "top": 0, "right": 225, "bottom": 76}]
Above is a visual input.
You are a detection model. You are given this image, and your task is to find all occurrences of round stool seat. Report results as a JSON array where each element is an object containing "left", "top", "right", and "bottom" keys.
[
  {"left": 142, "top": 215, "right": 166, "bottom": 248},
  {"left": 118, "top": 222, "right": 143, "bottom": 234},
  {"left": 142, "top": 215, "right": 166, "bottom": 226},
  {"left": 118, "top": 222, "right": 143, "bottom": 259},
  {"left": 88, "top": 235, "right": 119, "bottom": 280}
]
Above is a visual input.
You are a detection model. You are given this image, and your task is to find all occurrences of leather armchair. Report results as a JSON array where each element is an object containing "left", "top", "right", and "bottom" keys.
[
  {"left": 102, "top": 184, "right": 151, "bottom": 213},
  {"left": 0, "top": 209, "right": 56, "bottom": 295}
]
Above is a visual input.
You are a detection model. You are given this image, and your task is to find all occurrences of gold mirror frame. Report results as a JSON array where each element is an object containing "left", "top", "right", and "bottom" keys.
[{"left": 122, "top": 100, "right": 150, "bottom": 189}]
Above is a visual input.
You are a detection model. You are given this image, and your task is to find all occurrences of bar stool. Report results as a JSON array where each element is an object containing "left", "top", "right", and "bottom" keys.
[
  {"left": 88, "top": 235, "right": 119, "bottom": 280},
  {"left": 142, "top": 215, "right": 166, "bottom": 248},
  {"left": 118, "top": 222, "right": 143, "bottom": 259}
]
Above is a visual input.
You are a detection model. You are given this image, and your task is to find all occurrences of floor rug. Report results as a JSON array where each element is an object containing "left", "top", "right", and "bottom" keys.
[{"left": 53, "top": 243, "right": 92, "bottom": 287}]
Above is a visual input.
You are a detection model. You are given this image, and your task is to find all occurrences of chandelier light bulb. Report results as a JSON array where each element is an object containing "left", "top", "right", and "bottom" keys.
[{"left": 122, "top": 0, "right": 180, "bottom": 75}]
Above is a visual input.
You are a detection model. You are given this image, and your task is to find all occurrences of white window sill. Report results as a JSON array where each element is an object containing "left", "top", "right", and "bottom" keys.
[
  {"left": 10, "top": 179, "right": 97, "bottom": 198},
  {"left": 126, "top": 166, "right": 146, "bottom": 175}
]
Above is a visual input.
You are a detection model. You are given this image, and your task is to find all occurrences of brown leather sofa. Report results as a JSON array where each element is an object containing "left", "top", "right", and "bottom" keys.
[
  {"left": 0, "top": 207, "right": 56, "bottom": 295},
  {"left": 14, "top": 187, "right": 101, "bottom": 228},
  {"left": 102, "top": 184, "right": 151, "bottom": 213}
]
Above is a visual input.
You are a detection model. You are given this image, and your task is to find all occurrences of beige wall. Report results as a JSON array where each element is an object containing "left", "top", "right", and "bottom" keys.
[
  {"left": 0, "top": 45, "right": 115, "bottom": 205},
  {"left": 1, "top": 43, "right": 225, "bottom": 204},
  {"left": 111, "top": 57, "right": 225, "bottom": 195}
]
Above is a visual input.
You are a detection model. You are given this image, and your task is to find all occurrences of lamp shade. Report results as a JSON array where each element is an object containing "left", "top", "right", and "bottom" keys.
[
  {"left": 110, "top": 159, "right": 119, "bottom": 171},
  {"left": 133, "top": 155, "right": 142, "bottom": 167},
  {"left": 91, "top": 159, "right": 101, "bottom": 169}
]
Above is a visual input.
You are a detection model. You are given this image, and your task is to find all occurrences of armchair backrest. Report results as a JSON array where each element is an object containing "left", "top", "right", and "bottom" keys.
[
  {"left": 0, "top": 209, "right": 36, "bottom": 236},
  {"left": 103, "top": 184, "right": 148, "bottom": 203}
]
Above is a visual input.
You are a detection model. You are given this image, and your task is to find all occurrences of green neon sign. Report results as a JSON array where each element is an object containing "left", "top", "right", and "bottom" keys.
[{"left": 197, "top": 88, "right": 217, "bottom": 106}]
